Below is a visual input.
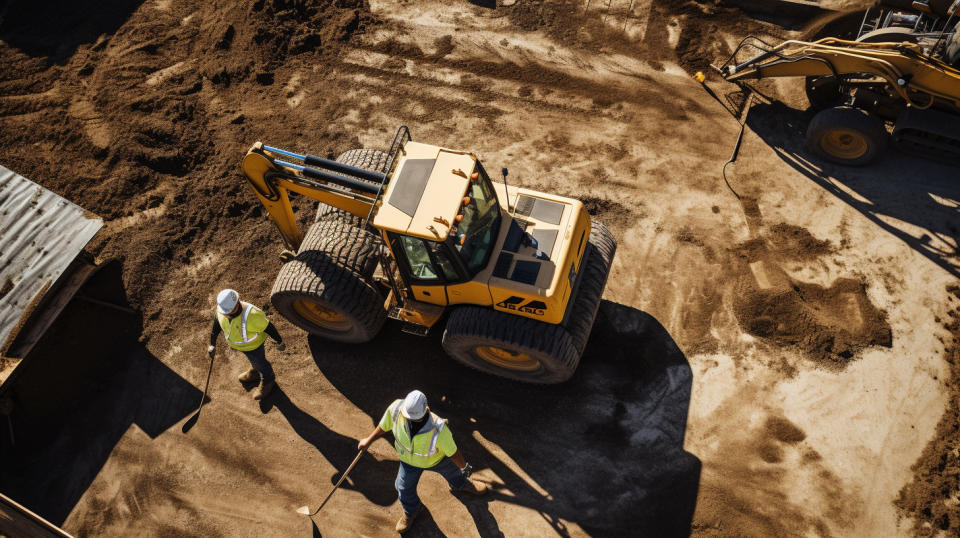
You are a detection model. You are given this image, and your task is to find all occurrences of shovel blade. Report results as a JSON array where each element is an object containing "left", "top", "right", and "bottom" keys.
[
  {"left": 181, "top": 412, "right": 200, "bottom": 434},
  {"left": 296, "top": 506, "right": 312, "bottom": 515}
]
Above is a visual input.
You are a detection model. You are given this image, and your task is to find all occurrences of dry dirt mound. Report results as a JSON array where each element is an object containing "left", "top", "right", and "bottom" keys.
[
  {"left": 0, "top": 0, "right": 376, "bottom": 335},
  {"left": 735, "top": 277, "right": 892, "bottom": 367},
  {"left": 731, "top": 224, "right": 891, "bottom": 368},
  {"left": 505, "top": 0, "right": 779, "bottom": 75},
  {"left": 896, "top": 284, "right": 960, "bottom": 536}
]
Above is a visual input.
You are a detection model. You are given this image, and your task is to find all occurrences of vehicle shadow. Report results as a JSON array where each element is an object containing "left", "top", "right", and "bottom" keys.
[
  {"left": 744, "top": 100, "right": 960, "bottom": 278},
  {"left": 308, "top": 300, "right": 701, "bottom": 537},
  {"left": 0, "top": 0, "right": 145, "bottom": 61},
  {"left": 0, "top": 260, "right": 200, "bottom": 526}
]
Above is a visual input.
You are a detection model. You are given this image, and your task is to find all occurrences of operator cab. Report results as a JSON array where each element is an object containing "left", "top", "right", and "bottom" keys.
[
  {"left": 374, "top": 142, "right": 502, "bottom": 288},
  {"left": 375, "top": 141, "right": 591, "bottom": 325}
]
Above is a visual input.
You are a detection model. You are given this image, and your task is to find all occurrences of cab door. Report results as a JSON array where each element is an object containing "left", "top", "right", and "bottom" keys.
[{"left": 390, "top": 234, "right": 459, "bottom": 305}]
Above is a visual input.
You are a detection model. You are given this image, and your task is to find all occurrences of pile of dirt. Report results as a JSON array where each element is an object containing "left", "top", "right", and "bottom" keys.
[
  {"left": 653, "top": 0, "right": 782, "bottom": 75},
  {"left": 736, "top": 223, "right": 834, "bottom": 262},
  {"left": 757, "top": 415, "right": 807, "bottom": 463},
  {"left": 0, "top": 0, "right": 377, "bottom": 341},
  {"left": 735, "top": 277, "right": 892, "bottom": 367},
  {"left": 896, "top": 284, "right": 960, "bottom": 536},
  {"left": 580, "top": 195, "right": 634, "bottom": 230},
  {"left": 505, "top": 0, "right": 778, "bottom": 75},
  {"left": 730, "top": 224, "right": 891, "bottom": 368}
]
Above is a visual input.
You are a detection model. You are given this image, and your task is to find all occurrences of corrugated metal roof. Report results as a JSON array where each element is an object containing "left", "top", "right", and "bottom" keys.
[{"left": 0, "top": 165, "right": 102, "bottom": 350}]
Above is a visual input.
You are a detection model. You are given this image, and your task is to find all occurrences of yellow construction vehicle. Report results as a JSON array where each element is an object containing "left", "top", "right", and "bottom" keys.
[
  {"left": 719, "top": 0, "right": 960, "bottom": 165},
  {"left": 241, "top": 128, "right": 616, "bottom": 383}
]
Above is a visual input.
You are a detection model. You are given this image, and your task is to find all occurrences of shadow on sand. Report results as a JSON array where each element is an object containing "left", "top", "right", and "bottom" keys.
[
  {"left": 742, "top": 100, "right": 960, "bottom": 279},
  {"left": 0, "top": 0, "right": 145, "bottom": 61},
  {"left": 0, "top": 260, "right": 199, "bottom": 525},
  {"left": 258, "top": 386, "right": 399, "bottom": 507},
  {"left": 307, "top": 300, "right": 701, "bottom": 537}
]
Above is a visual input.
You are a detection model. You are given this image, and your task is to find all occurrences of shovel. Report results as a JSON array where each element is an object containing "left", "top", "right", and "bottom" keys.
[
  {"left": 181, "top": 351, "right": 215, "bottom": 434},
  {"left": 297, "top": 447, "right": 367, "bottom": 517}
]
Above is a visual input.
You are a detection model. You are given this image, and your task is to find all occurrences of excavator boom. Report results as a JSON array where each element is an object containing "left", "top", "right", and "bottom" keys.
[
  {"left": 241, "top": 143, "right": 389, "bottom": 250},
  {"left": 723, "top": 38, "right": 960, "bottom": 111}
]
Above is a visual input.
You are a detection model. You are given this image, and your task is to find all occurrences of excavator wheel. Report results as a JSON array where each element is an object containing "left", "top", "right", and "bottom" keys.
[
  {"left": 271, "top": 217, "right": 386, "bottom": 343},
  {"left": 315, "top": 149, "right": 391, "bottom": 226},
  {"left": 441, "top": 221, "right": 616, "bottom": 383},
  {"left": 442, "top": 306, "right": 579, "bottom": 383},
  {"left": 806, "top": 106, "right": 888, "bottom": 166},
  {"left": 855, "top": 27, "right": 919, "bottom": 44}
]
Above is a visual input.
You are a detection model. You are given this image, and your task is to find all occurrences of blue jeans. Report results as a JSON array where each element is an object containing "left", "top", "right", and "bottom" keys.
[
  {"left": 396, "top": 458, "right": 468, "bottom": 515},
  {"left": 242, "top": 344, "right": 275, "bottom": 383}
]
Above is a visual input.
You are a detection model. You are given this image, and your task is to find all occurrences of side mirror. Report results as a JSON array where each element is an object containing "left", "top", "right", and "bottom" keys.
[{"left": 501, "top": 167, "right": 509, "bottom": 178}]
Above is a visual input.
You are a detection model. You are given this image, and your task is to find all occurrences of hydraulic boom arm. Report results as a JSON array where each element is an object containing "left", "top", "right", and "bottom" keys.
[
  {"left": 241, "top": 143, "right": 387, "bottom": 250},
  {"left": 722, "top": 38, "right": 960, "bottom": 111}
]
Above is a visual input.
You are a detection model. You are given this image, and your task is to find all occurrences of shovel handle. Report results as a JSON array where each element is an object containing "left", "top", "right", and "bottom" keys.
[{"left": 316, "top": 448, "right": 366, "bottom": 513}]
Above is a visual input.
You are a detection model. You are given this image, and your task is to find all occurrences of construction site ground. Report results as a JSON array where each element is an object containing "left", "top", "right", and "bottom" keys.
[{"left": 1, "top": 0, "right": 959, "bottom": 536}]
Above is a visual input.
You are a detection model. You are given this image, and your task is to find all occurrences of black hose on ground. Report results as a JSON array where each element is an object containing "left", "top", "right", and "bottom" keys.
[{"left": 694, "top": 72, "right": 754, "bottom": 201}]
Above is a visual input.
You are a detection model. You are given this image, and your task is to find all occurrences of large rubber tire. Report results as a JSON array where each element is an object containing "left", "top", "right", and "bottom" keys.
[
  {"left": 856, "top": 27, "right": 919, "bottom": 44},
  {"left": 563, "top": 221, "right": 616, "bottom": 354},
  {"left": 442, "top": 306, "right": 579, "bottom": 383},
  {"left": 441, "top": 221, "right": 616, "bottom": 383},
  {"left": 315, "top": 148, "right": 391, "bottom": 226},
  {"left": 806, "top": 106, "right": 888, "bottom": 166},
  {"left": 271, "top": 218, "right": 386, "bottom": 343}
]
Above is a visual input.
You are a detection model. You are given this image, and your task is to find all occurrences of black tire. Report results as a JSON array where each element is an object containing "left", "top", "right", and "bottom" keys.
[
  {"left": 315, "top": 148, "right": 391, "bottom": 226},
  {"left": 442, "top": 306, "right": 579, "bottom": 383},
  {"left": 271, "top": 219, "right": 386, "bottom": 343},
  {"left": 856, "top": 27, "right": 919, "bottom": 44},
  {"left": 441, "top": 221, "right": 617, "bottom": 383},
  {"left": 806, "top": 106, "right": 888, "bottom": 166},
  {"left": 804, "top": 76, "right": 843, "bottom": 110},
  {"left": 564, "top": 221, "right": 616, "bottom": 354}
]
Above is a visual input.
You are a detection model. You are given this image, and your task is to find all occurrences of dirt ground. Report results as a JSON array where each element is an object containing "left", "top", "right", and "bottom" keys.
[{"left": 1, "top": 0, "right": 959, "bottom": 536}]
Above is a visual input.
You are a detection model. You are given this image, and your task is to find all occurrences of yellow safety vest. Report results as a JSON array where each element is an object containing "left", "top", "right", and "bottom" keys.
[
  {"left": 386, "top": 400, "right": 452, "bottom": 468},
  {"left": 216, "top": 302, "right": 268, "bottom": 351}
]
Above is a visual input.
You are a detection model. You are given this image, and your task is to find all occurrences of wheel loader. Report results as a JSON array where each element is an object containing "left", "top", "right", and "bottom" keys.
[
  {"left": 240, "top": 127, "right": 616, "bottom": 383},
  {"left": 718, "top": 0, "right": 960, "bottom": 165}
]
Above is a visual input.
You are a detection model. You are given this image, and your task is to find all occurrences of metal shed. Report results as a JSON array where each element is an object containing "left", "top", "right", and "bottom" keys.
[{"left": 0, "top": 165, "right": 102, "bottom": 387}]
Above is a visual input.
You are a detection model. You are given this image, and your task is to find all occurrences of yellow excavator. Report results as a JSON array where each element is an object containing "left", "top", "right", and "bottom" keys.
[
  {"left": 241, "top": 128, "right": 615, "bottom": 383},
  {"left": 719, "top": 0, "right": 960, "bottom": 165}
]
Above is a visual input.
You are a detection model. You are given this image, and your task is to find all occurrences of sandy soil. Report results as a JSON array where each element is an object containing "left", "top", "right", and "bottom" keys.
[{"left": 1, "top": 0, "right": 958, "bottom": 536}]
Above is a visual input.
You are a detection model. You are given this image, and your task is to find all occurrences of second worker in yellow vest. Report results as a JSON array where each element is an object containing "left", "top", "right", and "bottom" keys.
[
  {"left": 207, "top": 288, "right": 285, "bottom": 400},
  {"left": 358, "top": 390, "right": 489, "bottom": 534}
]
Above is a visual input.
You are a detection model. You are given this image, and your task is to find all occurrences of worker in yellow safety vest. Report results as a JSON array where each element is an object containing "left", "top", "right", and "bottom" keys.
[
  {"left": 207, "top": 288, "right": 285, "bottom": 400},
  {"left": 358, "top": 390, "right": 489, "bottom": 533}
]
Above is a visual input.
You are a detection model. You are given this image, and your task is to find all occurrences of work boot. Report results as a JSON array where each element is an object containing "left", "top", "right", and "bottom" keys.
[
  {"left": 238, "top": 368, "right": 260, "bottom": 383},
  {"left": 454, "top": 479, "right": 490, "bottom": 495},
  {"left": 395, "top": 506, "right": 422, "bottom": 534},
  {"left": 253, "top": 380, "right": 275, "bottom": 400}
]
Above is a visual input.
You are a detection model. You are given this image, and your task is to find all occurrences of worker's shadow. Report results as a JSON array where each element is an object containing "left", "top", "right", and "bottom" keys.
[
  {"left": 258, "top": 388, "right": 397, "bottom": 506},
  {"left": 743, "top": 99, "right": 960, "bottom": 279},
  {"left": 308, "top": 300, "right": 700, "bottom": 537}
]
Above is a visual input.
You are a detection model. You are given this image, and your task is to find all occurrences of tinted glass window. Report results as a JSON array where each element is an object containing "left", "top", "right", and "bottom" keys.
[{"left": 399, "top": 235, "right": 439, "bottom": 281}]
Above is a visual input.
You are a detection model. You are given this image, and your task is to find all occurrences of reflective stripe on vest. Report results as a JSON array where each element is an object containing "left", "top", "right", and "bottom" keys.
[
  {"left": 392, "top": 405, "right": 446, "bottom": 458},
  {"left": 226, "top": 305, "right": 259, "bottom": 345}
]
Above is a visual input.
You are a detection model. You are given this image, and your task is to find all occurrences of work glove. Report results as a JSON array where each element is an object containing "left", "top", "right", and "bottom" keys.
[
  {"left": 207, "top": 345, "right": 215, "bottom": 359},
  {"left": 274, "top": 341, "right": 286, "bottom": 352}
]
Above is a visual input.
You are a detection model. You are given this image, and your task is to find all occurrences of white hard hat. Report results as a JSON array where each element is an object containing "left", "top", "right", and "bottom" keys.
[
  {"left": 400, "top": 390, "right": 428, "bottom": 420},
  {"left": 217, "top": 289, "right": 239, "bottom": 314}
]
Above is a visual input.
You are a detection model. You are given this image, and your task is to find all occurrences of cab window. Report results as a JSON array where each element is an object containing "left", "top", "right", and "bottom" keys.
[
  {"left": 399, "top": 236, "right": 438, "bottom": 280},
  {"left": 453, "top": 168, "right": 501, "bottom": 273},
  {"left": 397, "top": 235, "right": 459, "bottom": 282}
]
